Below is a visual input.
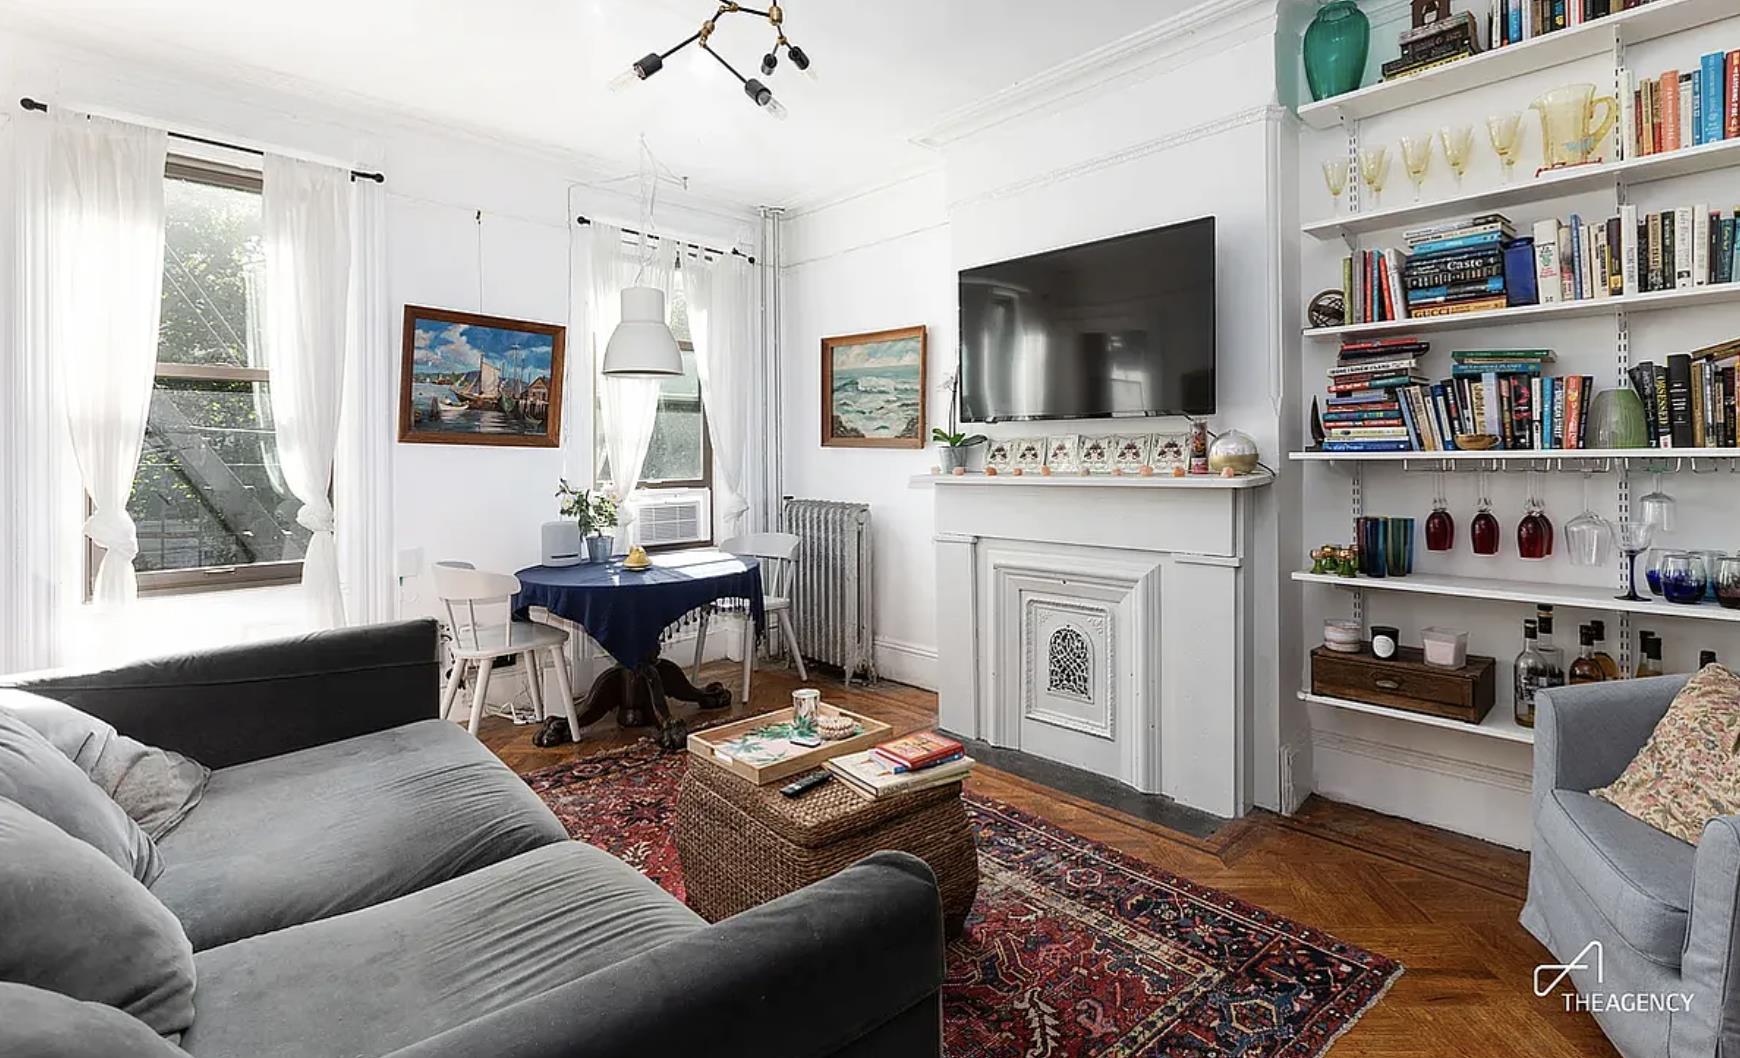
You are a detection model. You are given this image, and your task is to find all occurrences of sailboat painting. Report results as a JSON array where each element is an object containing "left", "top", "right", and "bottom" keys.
[{"left": 399, "top": 306, "right": 565, "bottom": 448}]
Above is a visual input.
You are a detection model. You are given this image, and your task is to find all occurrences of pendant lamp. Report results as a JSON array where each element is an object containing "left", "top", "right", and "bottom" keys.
[{"left": 603, "top": 286, "right": 682, "bottom": 378}]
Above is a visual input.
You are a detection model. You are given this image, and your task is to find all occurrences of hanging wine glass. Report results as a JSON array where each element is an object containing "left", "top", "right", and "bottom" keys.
[
  {"left": 1563, "top": 470, "right": 1613, "bottom": 567},
  {"left": 1615, "top": 518, "right": 1655, "bottom": 602},
  {"left": 1518, "top": 471, "right": 1550, "bottom": 560},
  {"left": 1638, "top": 472, "right": 1677, "bottom": 534},
  {"left": 1426, "top": 470, "right": 1455, "bottom": 551},
  {"left": 1471, "top": 470, "right": 1501, "bottom": 556}
]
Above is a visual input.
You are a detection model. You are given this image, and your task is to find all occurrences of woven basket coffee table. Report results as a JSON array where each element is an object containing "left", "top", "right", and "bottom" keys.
[{"left": 676, "top": 756, "right": 978, "bottom": 938}]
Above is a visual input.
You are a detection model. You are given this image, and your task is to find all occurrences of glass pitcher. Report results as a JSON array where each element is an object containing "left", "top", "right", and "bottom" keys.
[{"left": 1531, "top": 84, "right": 1618, "bottom": 168}]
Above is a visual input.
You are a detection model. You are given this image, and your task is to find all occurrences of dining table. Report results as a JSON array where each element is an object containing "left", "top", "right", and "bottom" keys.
[{"left": 513, "top": 547, "right": 766, "bottom": 749}]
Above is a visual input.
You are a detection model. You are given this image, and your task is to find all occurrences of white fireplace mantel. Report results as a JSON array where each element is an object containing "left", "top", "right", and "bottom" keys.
[{"left": 926, "top": 470, "right": 1271, "bottom": 818}]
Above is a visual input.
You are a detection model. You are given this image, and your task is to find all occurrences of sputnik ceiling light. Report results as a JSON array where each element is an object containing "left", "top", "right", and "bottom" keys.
[{"left": 608, "top": 2, "right": 812, "bottom": 119}]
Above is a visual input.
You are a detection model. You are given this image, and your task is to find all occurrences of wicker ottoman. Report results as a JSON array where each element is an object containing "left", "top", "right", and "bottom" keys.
[{"left": 676, "top": 758, "right": 978, "bottom": 938}]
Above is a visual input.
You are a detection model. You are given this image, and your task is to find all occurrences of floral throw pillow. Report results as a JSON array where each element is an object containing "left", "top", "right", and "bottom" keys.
[{"left": 1594, "top": 664, "right": 1740, "bottom": 845}]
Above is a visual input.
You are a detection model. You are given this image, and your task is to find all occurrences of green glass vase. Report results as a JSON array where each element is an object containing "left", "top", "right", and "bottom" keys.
[
  {"left": 1587, "top": 387, "right": 1650, "bottom": 449},
  {"left": 1303, "top": 0, "right": 1370, "bottom": 102}
]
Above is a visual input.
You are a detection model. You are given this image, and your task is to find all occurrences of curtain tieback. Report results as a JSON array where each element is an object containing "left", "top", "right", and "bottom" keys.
[
  {"left": 297, "top": 500, "right": 336, "bottom": 535},
  {"left": 84, "top": 508, "right": 139, "bottom": 561}
]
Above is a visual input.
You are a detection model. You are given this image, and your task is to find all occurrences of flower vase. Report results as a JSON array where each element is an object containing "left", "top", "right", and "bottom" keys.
[{"left": 1303, "top": 0, "right": 1370, "bottom": 102}]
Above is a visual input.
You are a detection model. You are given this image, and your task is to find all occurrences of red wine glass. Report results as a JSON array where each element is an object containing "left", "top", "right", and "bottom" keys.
[
  {"left": 1426, "top": 471, "right": 1455, "bottom": 551},
  {"left": 1518, "top": 472, "right": 1550, "bottom": 560},
  {"left": 1471, "top": 471, "right": 1500, "bottom": 556}
]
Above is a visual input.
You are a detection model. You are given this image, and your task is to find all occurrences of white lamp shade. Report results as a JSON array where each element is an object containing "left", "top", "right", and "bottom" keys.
[{"left": 602, "top": 286, "right": 682, "bottom": 377}]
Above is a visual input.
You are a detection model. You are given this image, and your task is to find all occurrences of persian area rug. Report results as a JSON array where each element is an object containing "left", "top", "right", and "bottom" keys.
[{"left": 523, "top": 744, "right": 1401, "bottom": 1058}]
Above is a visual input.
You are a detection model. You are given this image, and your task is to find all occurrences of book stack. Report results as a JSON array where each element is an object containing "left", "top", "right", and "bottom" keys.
[
  {"left": 1402, "top": 215, "right": 1515, "bottom": 319},
  {"left": 824, "top": 731, "right": 974, "bottom": 801},
  {"left": 1383, "top": 12, "right": 1481, "bottom": 81},
  {"left": 1621, "top": 53, "right": 1740, "bottom": 159},
  {"left": 1320, "top": 337, "right": 1430, "bottom": 451},
  {"left": 1490, "top": 0, "right": 1652, "bottom": 49},
  {"left": 1392, "top": 350, "right": 1598, "bottom": 451},
  {"left": 1532, "top": 206, "right": 1740, "bottom": 302},
  {"left": 1629, "top": 337, "right": 1740, "bottom": 448}
]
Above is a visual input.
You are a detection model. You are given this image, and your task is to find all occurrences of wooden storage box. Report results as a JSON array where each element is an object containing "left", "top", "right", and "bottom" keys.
[
  {"left": 1310, "top": 645, "right": 1496, "bottom": 725},
  {"left": 686, "top": 704, "right": 893, "bottom": 785}
]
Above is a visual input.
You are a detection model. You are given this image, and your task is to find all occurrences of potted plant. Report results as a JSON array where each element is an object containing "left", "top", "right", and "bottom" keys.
[
  {"left": 931, "top": 428, "right": 988, "bottom": 471},
  {"left": 556, "top": 480, "right": 620, "bottom": 562}
]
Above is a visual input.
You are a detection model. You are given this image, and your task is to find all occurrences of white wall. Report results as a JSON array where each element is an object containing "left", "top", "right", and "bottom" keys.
[
  {"left": 780, "top": 174, "right": 955, "bottom": 689},
  {"left": 778, "top": 3, "right": 1304, "bottom": 812},
  {"left": 0, "top": 29, "right": 758, "bottom": 669}
]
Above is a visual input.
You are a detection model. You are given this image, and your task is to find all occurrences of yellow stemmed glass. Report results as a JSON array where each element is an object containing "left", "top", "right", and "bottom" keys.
[
  {"left": 1487, "top": 112, "right": 1524, "bottom": 183},
  {"left": 1440, "top": 124, "right": 1474, "bottom": 188},
  {"left": 1359, "top": 145, "right": 1391, "bottom": 207},
  {"left": 1400, "top": 135, "right": 1433, "bottom": 202},
  {"left": 1322, "top": 158, "right": 1349, "bottom": 212}
]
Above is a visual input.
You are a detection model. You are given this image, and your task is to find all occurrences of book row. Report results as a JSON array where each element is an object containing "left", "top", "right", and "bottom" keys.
[{"left": 1623, "top": 53, "right": 1740, "bottom": 158}]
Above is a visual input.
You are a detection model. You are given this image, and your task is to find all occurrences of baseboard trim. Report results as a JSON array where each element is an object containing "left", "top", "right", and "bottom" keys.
[
  {"left": 875, "top": 635, "right": 938, "bottom": 691},
  {"left": 1310, "top": 730, "right": 1532, "bottom": 794}
]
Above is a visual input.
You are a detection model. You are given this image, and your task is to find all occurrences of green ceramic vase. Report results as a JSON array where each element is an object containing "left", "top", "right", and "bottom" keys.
[
  {"left": 1303, "top": 0, "right": 1370, "bottom": 102},
  {"left": 1587, "top": 387, "right": 1650, "bottom": 449}
]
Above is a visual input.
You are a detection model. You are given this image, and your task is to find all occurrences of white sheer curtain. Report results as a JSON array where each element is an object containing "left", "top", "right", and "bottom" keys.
[
  {"left": 590, "top": 223, "right": 675, "bottom": 548},
  {"left": 262, "top": 155, "right": 352, "bottom": 628},
  {"left": 686, "top": 252, "right": 755, "bottom": 540},
  {"left": 335, "top": 177, "right": 394, "bottom": 625},
  {"left": 44, "top": 112, "right": 169, "bottom": 606}
]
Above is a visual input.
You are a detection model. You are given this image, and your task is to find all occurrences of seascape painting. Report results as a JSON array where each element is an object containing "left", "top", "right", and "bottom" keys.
[
  {"left": 821, "top": 325, "right": 927, "bottom": 449},
  {"left": 399, "top": 306, "right": 565, "bottom": 448}
]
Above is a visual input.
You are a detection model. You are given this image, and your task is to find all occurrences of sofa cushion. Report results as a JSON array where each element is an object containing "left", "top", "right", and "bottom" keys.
[
  {"left": 152, "top": 718, "right": 568, "bottom": 949},
  {"left": 1538, "top": 789, "right": 1695, "bottom": 966},
  {"left": 1, "top": 688, "right": 209, "bottom": 839},
  {"left": 181, "top": 841, "right": 703, "bottom": 1058},
  {"left": 0, "top": 982, "right": 189, "bottom": 1057},
  {"left": 0, "top": 708, "right": 161, "bottom": 884},
  {"left": 1594, "top": 663, "right": 1740, "bottom": 844},
  {"left": 0, "top": 798, "right": 196, "bottom": 1040}
]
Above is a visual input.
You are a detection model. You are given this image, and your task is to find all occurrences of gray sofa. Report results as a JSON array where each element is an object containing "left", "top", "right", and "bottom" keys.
[
  {"left": 3, "top": 620, "right": 946, "bottom": 1058},
  {"left": 1522, "top": 676, "right": 1739, "bottom": 1058}
]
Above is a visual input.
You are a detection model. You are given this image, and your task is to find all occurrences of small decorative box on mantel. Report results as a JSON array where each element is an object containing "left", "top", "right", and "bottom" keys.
[{"left": 1310, "top": 645, "right": 1496, "bottom": 725}]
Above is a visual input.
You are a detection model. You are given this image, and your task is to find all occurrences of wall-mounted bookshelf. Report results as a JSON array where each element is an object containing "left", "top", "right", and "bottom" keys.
[
  {"left": 1290, "top": 447, "right": 1735, "bottom": 463},
  {"left": 1297, "top": 0, "right": 1738, "bottom": 130},
  {"left": 1298, "top": 689, "right": 1537, "bottom": 743},
  {"left": 1304, "top": 281, "right": 1740, "bottom": 339},
  {"left": 1303, "top": 138, "right": 1740, "bottom": 242}
]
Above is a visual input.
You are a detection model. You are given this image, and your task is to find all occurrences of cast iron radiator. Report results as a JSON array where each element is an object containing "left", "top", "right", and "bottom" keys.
[{"left": 780, "top": 498, "right": 876, "bottom": 685}]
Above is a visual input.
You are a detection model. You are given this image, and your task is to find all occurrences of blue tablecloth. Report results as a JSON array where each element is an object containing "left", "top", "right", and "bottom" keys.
[{"left": 513, "top": 549, "right": 765, "bottom": 669}]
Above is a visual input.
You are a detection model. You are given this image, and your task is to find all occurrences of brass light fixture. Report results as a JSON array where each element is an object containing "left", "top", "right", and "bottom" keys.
[{"left": 608, "top": 2, "right": 812, "bottom": 119}]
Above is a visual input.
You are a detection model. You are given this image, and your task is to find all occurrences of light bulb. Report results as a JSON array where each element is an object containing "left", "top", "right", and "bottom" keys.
[
  {"left": 764, "top": 96, "right": 788, "bottom": 120},
  {"left": 607, "top": 67, "right": 641, "bottom": 93}
]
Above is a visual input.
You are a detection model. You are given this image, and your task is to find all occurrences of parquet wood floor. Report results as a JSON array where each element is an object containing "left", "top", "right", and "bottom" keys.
[{"left": 481, "top": 663, "right": 1615, "bottom": 1058}]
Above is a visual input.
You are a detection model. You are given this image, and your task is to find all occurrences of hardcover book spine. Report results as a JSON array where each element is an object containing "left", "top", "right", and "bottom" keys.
[
  {"left": 1532, "top": 375, "right": 1545, "bottom": 449},
  {"left": 1662, "top": 71, "right": 1682, "bottom": 151},
  {"left": 1621, "top": 204, "right": 1640, "bottom": 296},
  {"left": 1652, "top": 364, "right": 1673, "bottom": 446},
  {"left": 1728, "top": 51, "right": 1740, "bottom": 140},
  {"left": 1694, "top": 205, "right": 1711, "bottom": 288},
  {"left": 1703, "top": 53, "right": 1725, "bottom": 145},
  {"left": 1668, "top": 353, "right": 1694, "bottom": 448},
  {"left": 1676, "top": 207, "right": 1695, "bottom": 289},
  {"left": 1534, "top": 219, "right": 1562, "bottom": 303},
  {"left": 1568, "top": 216, "right": 1586, "bottom": 300}
]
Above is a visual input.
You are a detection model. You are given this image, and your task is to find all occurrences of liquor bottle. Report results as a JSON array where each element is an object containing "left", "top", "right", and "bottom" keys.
[
  {"left": 1569, "top": 625, "right": 1606, "bottom": 685},
  {"left": 1701, "top": 650, "right": 1718, "bottom": 668},
  {"left": 1635, "top": 632, "right": 1663, "bottom": 678},
  {"left": 1588, "top": 619, "right": 1622, "bottom": 680},
  {"left": 1534, "top": 614, "right": 1566, "bottom": 687},
  {"left": 1514, "top": 619, "right": 1548, "bottom": 728}
]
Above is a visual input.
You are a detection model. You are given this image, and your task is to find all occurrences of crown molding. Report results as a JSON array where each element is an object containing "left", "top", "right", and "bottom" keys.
[
  {"left": 947, "top": 104, "right": 1288, "bottom": 212},
  {"left": 912, "top": 0, "right": 1282, "bottom": 150}
]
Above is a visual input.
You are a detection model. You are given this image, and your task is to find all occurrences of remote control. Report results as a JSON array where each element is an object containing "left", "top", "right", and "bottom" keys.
[{"left": 780, "top": 771, "right": 832, "bottom": 798}]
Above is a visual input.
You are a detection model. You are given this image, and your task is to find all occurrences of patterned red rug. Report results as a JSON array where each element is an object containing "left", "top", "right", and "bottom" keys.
[{"left": 522, "top": 744, "right": 1401, "bottom": 1057}]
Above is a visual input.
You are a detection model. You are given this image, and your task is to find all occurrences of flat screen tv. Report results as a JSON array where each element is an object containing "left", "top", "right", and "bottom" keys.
[{"left": 957, "top": 216, "right": 1215, "bottom": 422}]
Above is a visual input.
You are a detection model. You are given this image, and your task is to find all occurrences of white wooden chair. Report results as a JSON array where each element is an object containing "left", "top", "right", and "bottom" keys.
[
  {"left": 692, "top": 532, "right": 807, "bottom": 703},
  {"left": 433, "top": 564, "right": 579, "bottom": 738}
]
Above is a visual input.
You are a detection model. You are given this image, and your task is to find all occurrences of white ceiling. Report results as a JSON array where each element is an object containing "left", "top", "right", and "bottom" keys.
[{"left": 1, "top": 0, "right": 1199, "bottom": 208}]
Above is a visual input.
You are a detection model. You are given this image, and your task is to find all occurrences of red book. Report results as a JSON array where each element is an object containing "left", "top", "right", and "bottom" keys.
[
  {"left": 872, "top": 732, "right": 964, "bottom": 771},
  {"left": 1727, "top": 51, "right": 1739, "bottom": 140}
]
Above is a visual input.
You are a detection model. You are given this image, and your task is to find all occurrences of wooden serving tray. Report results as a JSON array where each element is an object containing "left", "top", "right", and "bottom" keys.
[{"left": 687, "top": 704, "right": 893, "bottom": 785}]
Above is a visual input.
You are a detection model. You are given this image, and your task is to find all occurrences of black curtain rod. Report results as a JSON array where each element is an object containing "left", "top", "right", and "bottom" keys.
[
  {"left": 576, "top": 215, "right": 755, "bottom": 265},
  {"left": 19, "top": 97, "right": 386, "bottom": 184}
]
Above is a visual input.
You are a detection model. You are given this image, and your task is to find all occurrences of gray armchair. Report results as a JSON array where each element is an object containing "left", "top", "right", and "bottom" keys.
[{"left": 1523, "top": 676, "right": 1740, "bottom": 1058}]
